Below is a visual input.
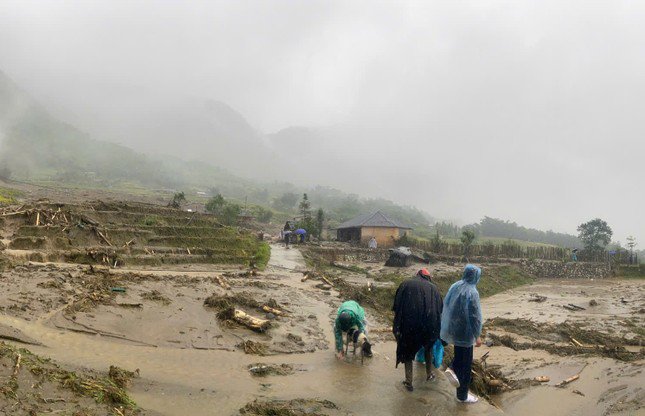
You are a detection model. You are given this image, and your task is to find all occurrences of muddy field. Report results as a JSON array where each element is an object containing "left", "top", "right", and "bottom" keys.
[{"left": 1, "top": 196, "right": 644, "bottom": 415}]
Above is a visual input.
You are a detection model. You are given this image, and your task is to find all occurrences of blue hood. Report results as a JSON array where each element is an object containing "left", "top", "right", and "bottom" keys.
[{"left": 462, "top": 264, "right": 481, "bottom": 285}]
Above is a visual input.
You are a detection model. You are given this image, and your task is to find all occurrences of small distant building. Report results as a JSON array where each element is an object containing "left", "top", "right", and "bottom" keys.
[{"left": 335, "top": 211, "right": 412, "bottom": 248}]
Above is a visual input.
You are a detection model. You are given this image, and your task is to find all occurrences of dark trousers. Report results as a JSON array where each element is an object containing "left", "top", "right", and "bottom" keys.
[
  {"left": 403, "top": 342, "right": 433, "bottom": 384},
  {"left": 451, "top": 345, "right": 473, "bottom": 400}
]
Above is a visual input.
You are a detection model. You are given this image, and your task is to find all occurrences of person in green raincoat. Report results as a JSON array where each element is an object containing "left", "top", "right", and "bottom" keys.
[{"left": 333, "top": 300, "right": 372, "bottom": 359}]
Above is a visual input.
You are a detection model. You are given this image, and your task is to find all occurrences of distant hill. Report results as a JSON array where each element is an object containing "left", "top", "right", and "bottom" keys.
[
  {"left": 0, "top": 70, "right": 435, "bottom": 230},
  {"left": 30, "top": 78, "right": 272, "bottom": 179}
]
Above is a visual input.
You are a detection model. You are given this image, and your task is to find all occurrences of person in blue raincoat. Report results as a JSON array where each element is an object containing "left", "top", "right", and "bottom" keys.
[{"left": 440, "top": 264, "right": 483, "bottom": 404}]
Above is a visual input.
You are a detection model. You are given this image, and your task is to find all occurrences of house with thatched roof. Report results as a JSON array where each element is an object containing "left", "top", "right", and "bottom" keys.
[{"left": 335, "top": 210, "right": 412, "bottom": 248}]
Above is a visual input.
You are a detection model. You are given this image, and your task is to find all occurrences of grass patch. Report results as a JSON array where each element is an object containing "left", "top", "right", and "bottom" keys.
[
  {"left": 253, "top": 242, "right": 271, "bottom": 270},
  {"left": 333, "top": 265, "right": 534, "bottom": 321},
  {"left": 616, "top": 264, "right": 645, "bottom": 279},
  {"left": 0, "top": 187, "right": 22, "bottom": 205}
]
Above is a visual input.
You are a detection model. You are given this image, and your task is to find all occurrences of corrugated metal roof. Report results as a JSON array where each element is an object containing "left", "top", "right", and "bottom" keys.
[{"left": 336, "top": 210, "right": 412, "bottom": 230}]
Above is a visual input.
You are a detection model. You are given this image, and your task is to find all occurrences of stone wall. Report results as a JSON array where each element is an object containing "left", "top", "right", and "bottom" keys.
[{"left": 518, "top": 259, "right": 610, "bottom": 279}]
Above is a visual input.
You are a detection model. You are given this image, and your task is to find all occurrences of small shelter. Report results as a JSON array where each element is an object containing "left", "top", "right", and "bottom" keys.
[{"left": 335, "top": 211, "right": 412, "bottom": 248}]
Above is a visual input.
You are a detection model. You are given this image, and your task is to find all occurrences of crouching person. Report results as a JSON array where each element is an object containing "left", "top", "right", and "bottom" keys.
[
  {"left": 441, "top": 264, "right": 483, "bottom": 404},
  {"left": 334, "top": 300, "right": 372, "bottom": 360}
]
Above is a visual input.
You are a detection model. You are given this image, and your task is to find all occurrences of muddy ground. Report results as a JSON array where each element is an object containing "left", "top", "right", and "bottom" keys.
[{"left": 0, "top": 244, "right": 642, "bottom": 415}]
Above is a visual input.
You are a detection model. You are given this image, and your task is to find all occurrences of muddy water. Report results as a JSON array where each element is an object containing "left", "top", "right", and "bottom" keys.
[{"left": 1, "top": 247, "right": 643, "bottom": 415}]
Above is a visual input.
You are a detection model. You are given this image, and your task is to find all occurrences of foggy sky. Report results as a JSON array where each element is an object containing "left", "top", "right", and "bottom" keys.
[{"left": 0, "top": 0, "right": 643, "bottom": 245}]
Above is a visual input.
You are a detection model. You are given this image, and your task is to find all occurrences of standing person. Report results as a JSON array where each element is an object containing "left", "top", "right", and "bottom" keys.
[
  {"left": 333, "top": 300, "right": 371, "bottom": 359},
  {"left": 392, "top": 268, "right": 443, "bottom": 391},
  {"left": 441, "top": 264, "right": 483, "bottom": 404},
  {"left": 368, "top": 236, "right": 378, "bottom": 250}
]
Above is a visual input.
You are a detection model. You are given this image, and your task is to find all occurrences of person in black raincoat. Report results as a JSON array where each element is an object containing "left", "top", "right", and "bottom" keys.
[{"left": 392, "top": 268, "right": 443, "bottom": 391}]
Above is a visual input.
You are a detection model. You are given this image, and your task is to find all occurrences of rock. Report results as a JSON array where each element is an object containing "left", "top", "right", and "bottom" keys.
[
  {"left": 589, "top": 299, "right": 598, "bottom": 306},
  {"left": 265, "top": 313, "right": 276, "bottom": 320}
]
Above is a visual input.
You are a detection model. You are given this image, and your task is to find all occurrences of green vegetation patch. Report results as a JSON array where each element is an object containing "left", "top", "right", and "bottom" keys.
[
  {"left": 617, "top": 264, "right": 645, "bottom": 279},
  {"left": 0, "top": 187, "right": 21, "bottom": 205}
]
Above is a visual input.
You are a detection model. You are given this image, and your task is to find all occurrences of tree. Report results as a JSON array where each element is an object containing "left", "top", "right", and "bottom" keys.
[
  {"left": 169, "top": 192, "right": 186, "bottom": 209},
  {"left": 299, "top": 193, "right": 312, "bottom": 221},
  {"left": 205, "top": 194, "right": 226, "bottom": 214},
  {"left": 315, "top": 208, "right": 325, "bottom": 239},
  {"left": 461, "top": 229, "right": 476, "bottom": 256},
  {"left": 272, "top": 192, "right": 298, "bottom": 212},
  {"left": 221, "top": 203, "right": 241, "bottom": 226},
  {"left": 297, "top": 193, "right": 315, "bottom": 235},
  {"left": 430, "top": 230, "right": 443, "bottom": 253},
  {"left": 577, "top": 218, "right": 613, "bottom": 253}
]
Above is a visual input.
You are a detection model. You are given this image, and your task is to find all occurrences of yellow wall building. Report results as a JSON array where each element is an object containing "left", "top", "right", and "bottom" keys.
[{"left": 335, "top": 211, "right": 412, "bottom": 248}]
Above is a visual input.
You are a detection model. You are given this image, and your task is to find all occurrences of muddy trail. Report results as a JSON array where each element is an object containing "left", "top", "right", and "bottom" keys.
[{"left": 0, "top": 223, "right": 643, "bottom": 415}]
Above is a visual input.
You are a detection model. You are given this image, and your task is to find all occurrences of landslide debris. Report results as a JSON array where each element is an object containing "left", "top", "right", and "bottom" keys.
[
  {"left": 0, "top": 342, "right": 139, "bottom": 415},
  {"left": 239, "top": 398, "right": 342, "bottom": 416}
]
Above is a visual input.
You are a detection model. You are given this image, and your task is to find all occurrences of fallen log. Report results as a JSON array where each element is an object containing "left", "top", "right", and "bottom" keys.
[{"left": 233, "top": 309, "right": 270, "bottom": 332}]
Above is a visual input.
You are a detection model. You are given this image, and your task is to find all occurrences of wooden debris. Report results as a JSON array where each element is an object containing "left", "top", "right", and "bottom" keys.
[
  {"left": 117, "top": 303, "right": 143, "bottom": 308},
  {"left": 232, "top": 309, "right": 270, "bottom": 332},
  {"left": 35, "top": 212, "right": 40, "bottom": 226},
  {"left": 301, "top": 272, "right": 311, "bottom": 282},
  {"left": 95, "top": 229, "right": 113, "bottom": 246},
  {"left": 534, "top": 376, "right": 550, "bottom": 382},
  {"left": 556, "top": 374, "right": 579, "bottom": 387},
  {"left": 567, "top": 303, "right": 586, "bottom": 311},
  {"left": 570, "top": 337, "right": 583, "bottom": 347},
  {"left": 214, "top": 275, "right": 231, "bottom": 290},
  {"left": 12, "top": 353, "right": 21, "bottom": 377},
  {"left": 122, "top": 239, "right": 135, "bottom": 248},
  {"left": 528, "top": 295, "right": 547, "bottom": 303},
  {"left": 572, "top": 390, "right": 585, "bottom": 397},
  {"left": 320, "top": 275, "right": 334, "bottom": 287},
  {"left": 262, "top": 305, "right": 285, "bottom": 316}
]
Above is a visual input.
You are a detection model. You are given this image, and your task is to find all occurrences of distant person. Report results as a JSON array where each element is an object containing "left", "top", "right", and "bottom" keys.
[
  {"left": 572, "top": 248, "right": 578, "bottom": 262},
  {"left": 440, "top": 264, "right": 483, "bottom": 404},
  {"left": 334, "top": 300, "right": 372, "bottom": 360},
  {"left": 368, "top": 236, "right": 378, "bottom": 250},
  {"left": 392, "top": 268, "right": 443, "bottom": 392},
  {"left": 283, "top": 230, "right": 292, "bottom": 248}
]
